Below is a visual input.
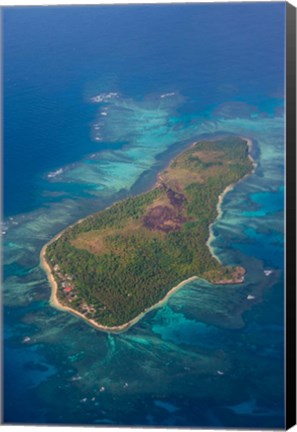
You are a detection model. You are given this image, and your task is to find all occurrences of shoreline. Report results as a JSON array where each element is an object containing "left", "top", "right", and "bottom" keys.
[
  {"left": 40, "top": 242, "right": 197, "bottom": 333},
  {"left": 40, "top": 136, "right": 255, "bottom": 333},
  {"left": 206, "top": 137, "right": 256, "bottom": 262}
]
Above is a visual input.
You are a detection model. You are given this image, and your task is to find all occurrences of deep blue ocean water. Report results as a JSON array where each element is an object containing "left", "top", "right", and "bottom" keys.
[{"left": 3, "top": 3, "right": 285, "bottom": 428}]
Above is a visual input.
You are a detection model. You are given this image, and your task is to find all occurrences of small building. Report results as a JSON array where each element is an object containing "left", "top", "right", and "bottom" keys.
[{"left": 64, "top": 286, "right": 73, "bottom": 293}]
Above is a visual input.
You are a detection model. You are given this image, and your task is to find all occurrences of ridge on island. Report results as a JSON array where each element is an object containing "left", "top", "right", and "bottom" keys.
[{"left": 41, "top": 136, "right": 253, "bottom": 332}]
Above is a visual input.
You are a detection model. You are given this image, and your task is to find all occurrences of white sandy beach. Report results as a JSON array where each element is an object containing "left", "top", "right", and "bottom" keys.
[{"left": 206, "top": 137, "right": 256, "bottom": 261}]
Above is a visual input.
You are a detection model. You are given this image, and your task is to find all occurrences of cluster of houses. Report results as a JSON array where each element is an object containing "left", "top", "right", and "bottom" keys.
[
  {"left": 52, "top": 263, "right": 107, "bottom": 318},
  {"left": 53, "top": 264, "right": 78, "bottom": 303}
]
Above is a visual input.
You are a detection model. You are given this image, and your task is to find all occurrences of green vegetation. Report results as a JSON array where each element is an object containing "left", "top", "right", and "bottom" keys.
[{"left": 45, "top": 137, "right": 253, "bottom": 327}]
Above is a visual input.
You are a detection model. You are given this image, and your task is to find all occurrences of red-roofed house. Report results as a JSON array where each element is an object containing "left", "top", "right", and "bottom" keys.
[{"left": 64, "top": 286, "right": 72, "bottom": 293}]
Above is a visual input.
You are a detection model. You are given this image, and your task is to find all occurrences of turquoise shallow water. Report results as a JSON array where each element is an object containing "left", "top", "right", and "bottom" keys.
[
  {"left": 3, "top": 104, "right": 285, "bottom": 427},
  {"left": 3, "top": 4, "right": 285, "bottom": 428}
]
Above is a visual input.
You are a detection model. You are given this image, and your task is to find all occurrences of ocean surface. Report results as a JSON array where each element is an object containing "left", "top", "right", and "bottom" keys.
[{"left": 3, "top": 3, "right": 286, "bottom": 428}]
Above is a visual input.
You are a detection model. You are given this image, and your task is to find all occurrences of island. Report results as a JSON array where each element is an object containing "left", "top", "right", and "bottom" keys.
[{"left": 41, "top": 136, "right": 254, "bottom": 332}]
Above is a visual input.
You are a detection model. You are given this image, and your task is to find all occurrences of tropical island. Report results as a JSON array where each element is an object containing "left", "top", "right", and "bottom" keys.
[{"left": 41, "top": 136, "right": 253, "bottom": 332}]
